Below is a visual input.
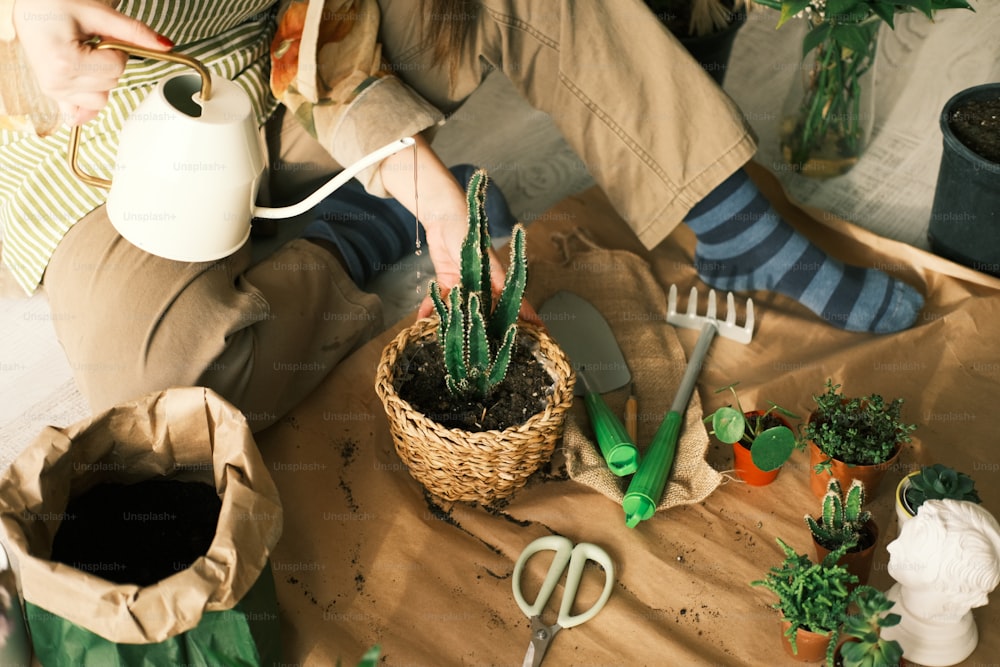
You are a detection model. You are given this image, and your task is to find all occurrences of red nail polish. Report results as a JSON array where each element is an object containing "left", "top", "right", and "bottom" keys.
[{"left": 156, "top": 34, "right": 174, "bottom": 48}]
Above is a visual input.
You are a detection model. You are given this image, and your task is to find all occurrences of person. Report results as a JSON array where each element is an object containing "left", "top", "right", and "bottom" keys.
[
  {"left": 883, "top": 499, "right": 1000, "bottom": 664},
  {"left": 0, "top": 0, "right": 924, "bottom": 430}
]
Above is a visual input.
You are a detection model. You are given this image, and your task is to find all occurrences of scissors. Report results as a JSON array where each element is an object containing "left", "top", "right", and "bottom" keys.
[{"left": 512, "top": 535, "right": 615, "bottom": 666}]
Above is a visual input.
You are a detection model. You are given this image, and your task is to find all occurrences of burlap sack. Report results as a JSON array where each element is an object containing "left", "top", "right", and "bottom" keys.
[
  {"left": 0, "top": 386, "right": 283, "bottom": 665},
  {"left": 525, "top": 230, "right": 722, "bottom": 509}
]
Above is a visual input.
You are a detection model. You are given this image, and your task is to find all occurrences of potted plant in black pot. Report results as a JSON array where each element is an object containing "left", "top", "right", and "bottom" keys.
[
  {"left": 895, "top": 462, "right": 982, "bottom": 528},
  {"left": 803, "top": 379, "right": 917, "bottom": 501},
  {"left": 374, "top": 169, "right": 575, "bottom": 504},
  {"left": 928, "top": 83, "right": 1000, "bottom": 277},
  {"left": 642, "top": 0, "right": 750, "bottom": 86},
  {"left": 806, "top": 478, "right": 879, "bottom": 587},
  {"left": 704, "top": 382, "right": 801, "bottom": 486},
  {"left": 751, "top": 538, "right": 857, "bottom": 665}
]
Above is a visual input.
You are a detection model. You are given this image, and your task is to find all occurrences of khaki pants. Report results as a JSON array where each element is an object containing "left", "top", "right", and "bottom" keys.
[
  {"left": 378, "top": 0, "right": 757, "bottom": 248},
  {"left": 44, "top": 0, "right": 755, "bottom": 430}
]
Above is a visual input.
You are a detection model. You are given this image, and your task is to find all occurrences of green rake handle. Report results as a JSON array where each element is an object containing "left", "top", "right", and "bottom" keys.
[{"left": 622, "top": 321, "right": 718, "bottom": 528}]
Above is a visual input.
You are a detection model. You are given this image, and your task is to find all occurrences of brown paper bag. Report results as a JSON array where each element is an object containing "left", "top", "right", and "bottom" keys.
[{"left": 0, "top": 386, "right": 283, "bottom": 664}]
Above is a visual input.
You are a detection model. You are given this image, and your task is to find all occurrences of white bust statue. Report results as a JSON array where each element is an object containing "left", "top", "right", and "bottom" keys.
[{"left": 883, "top": 499, "right": 1000, "bottom": 666}]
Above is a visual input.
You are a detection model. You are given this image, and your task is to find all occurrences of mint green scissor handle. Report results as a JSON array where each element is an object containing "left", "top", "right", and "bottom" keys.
[{"left": 512, "top": 535, "right": 615, "bottom": 629}]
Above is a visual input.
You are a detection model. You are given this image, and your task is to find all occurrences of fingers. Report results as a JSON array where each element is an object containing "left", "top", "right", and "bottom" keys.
[
  {"left": 76, "top": 1, "right": 174, "bottom": 51},
  {"left": 13, "top": 0, "right": 173, "bottom": 126}
]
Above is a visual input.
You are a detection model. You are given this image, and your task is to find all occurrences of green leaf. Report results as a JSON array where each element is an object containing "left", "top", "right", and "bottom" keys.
[
  {"left": 487, "top": 324, "right": 517, "bottom": 390},
  {"left": 825, "top": 0, "right": 861, "bottom": 20},
  {"left": 711, "top": 406, "right": 745, "bottom": 444},
  {"left": 778, "top": 0, "right": 812, "bottom": 28},
  {"left": 801, "top": 22, "right": 832, "bottom": 59},
  {"left": 831, "top": 24, "right": 876, "bottom": 55},
  {"left": 870, "top": 1, "right": 897, "bottom": 28},
  {"left": 467, "top": 293, "right": 489, "bottom": 377},
  {"left": 750, "top": 427, "right": 796, "bottom": 471}
]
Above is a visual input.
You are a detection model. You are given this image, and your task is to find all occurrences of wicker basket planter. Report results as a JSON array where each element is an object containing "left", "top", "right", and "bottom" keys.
[{"left": 374, "top": 317, "right": 575, "bottom": 504}]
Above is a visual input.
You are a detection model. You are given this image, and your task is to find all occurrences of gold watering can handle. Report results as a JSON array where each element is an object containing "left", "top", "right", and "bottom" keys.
[{"left": 67, "top": 39, "right": 213, "bottom": 188}]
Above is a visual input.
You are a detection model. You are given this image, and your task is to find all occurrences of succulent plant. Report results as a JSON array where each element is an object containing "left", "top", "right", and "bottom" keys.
[
  {"left": 429, "top": 169, "right": 527, "bottom": 400},
  {"left": 838, "top": 586, "right": 903, "bottom": 667},
  {"left": 906, "top": 463, "right": 981, "bottom": 513},
  {"left": 805, "top": 478, "right": 871, "bottom": 552}
]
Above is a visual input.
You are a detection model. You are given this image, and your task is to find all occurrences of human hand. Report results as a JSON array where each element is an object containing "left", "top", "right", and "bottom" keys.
[
  {"left": 416, "top": 223, "right": 542, "bottom": 327},
  {"left": 13, "top": 0, "right": 174, "bottom": 126}
]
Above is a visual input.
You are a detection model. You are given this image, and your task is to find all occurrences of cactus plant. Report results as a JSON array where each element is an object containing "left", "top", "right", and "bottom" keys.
[
  {"left": 429, "top": 169, "right": 527, "bottom": 400},
  {"left": 806, "top": 478, "right": 871, "bottom": 552}
]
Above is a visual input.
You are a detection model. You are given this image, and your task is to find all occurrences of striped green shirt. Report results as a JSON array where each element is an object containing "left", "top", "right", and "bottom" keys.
[{"left": 0, "top": 0, "right": 279, "bottom": 294}]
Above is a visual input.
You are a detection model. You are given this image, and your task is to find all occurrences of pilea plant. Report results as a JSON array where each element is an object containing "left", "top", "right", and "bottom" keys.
[
  {"left": 838, "top": 586, "right": 903, "bottom": 667},
  {"left": 804, "top": 379, "right": 916, "bottom": 472},
  {"left": 429, "top": 169, "right": 527, "bottom": 400},
  {"left": 806, "top": 478, "right": 871, "bottom": 552},
  {"left": 704, "top": 382, "right": 801, "bottom": 471},
  {"left": 751, "top": 538, "right": 856, "bottom": 666},
  {"left": 906, "top": 463, "right": 982, "bottom": 512}
]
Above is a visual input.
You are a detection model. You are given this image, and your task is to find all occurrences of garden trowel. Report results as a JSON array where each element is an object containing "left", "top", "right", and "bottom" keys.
[{"left": 538, "top": 291, "right": 639, "bottom": 476}]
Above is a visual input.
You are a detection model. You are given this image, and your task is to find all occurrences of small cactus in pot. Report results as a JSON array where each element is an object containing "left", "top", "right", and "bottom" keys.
[{"left": 429, "top": 169, "right": 527, "bottom": 401}]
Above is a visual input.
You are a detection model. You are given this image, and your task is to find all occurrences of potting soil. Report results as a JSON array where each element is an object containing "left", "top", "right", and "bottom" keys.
[
  {"left": 50, "top": 478, "right": 221, "bottom": 587},
  {"left": 396, "top": 337, "right": 551, "bottom": 431},
  {"left": 949, "top": 96, "right": 1000, "bottom": 164}
]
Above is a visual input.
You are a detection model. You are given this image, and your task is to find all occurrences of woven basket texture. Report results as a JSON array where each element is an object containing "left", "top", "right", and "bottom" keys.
[{"left": 374, "top": 317, "right": 575, "bottom": 503}]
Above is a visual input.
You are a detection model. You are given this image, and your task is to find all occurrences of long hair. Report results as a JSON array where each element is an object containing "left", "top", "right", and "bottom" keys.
[{"left": 421, "top": 0, "right": 479, "bottom": 72}]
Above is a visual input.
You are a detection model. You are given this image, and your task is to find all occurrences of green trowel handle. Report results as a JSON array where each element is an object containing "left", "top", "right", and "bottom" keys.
[
  {"left": 621, "top": 410, "right": 681, "bottom": 528},
  {"left": 584, "top": 392, "right": 640, "bottom": 476}
]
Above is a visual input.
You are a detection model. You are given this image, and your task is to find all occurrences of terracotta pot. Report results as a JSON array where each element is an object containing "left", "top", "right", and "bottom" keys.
[
  {"left": 781, "top": 620, "right": 832, "bottom": 663},
  {"left": 812, "top": 518, "right": 879, "bottom": 587},
  {"left": 807, "top": 439, "right": 901, "bottom": 501},
  {"left": 732, "top": 410, "right": 793, "bottom": 486},
  {"left": 733, "top": 441, "right": 780, "bottom": 486}
]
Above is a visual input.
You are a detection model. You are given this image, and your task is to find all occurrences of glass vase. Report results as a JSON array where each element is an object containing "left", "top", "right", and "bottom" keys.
[{"left": 780, "top": 20, "right": 880, "bottom": 178}]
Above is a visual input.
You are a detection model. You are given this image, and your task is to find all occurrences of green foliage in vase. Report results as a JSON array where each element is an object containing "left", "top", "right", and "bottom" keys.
[
  {"left": 906, "top": 463, "right": 982, "bottom": 512},
  {"left": 751, "top": 0, "right": 974, "bottom": 171},
  {"left": 838, "top": 587, "right": 903, "bottom": 667},
  {"left": 430, "top": 169, "right": 527, "bottom": 401},
  {"left": 805, "top": 478, "right": 871, "bottom": 552},
  {"left": 751, "top": 538, "right": 857, "bottom": 667},
  {"left": 804, "top": 379, "right": 916, "bottom": 470}
]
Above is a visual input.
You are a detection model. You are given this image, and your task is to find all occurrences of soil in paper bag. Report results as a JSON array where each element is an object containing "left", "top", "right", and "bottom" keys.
[{"left": 50, "top": 478, "right": 221, "bottom": 587}]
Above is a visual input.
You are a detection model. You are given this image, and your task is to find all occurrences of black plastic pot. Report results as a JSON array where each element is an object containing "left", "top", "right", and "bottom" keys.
[{"left": 928, "top": 83, "right": 1000, "bottom": 277}]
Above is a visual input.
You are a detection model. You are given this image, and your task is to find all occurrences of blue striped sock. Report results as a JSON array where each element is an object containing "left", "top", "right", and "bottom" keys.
[{"left": 684, "top": 170, "right": 923, "bottom": 333}]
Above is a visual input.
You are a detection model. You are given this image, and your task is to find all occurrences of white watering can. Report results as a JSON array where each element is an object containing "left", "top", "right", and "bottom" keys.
[{"left": 69, "top": 40, "right": 414, "bottom": 263}]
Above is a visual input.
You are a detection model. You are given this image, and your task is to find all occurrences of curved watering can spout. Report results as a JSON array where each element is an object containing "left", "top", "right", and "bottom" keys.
[{"left": 251, "top": 137, "right": 416, "bottom": 220}]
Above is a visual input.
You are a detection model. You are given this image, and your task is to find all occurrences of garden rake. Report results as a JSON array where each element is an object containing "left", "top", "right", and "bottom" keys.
[{"left": 622, "top": 285, "right": 755, "bottom": 527}]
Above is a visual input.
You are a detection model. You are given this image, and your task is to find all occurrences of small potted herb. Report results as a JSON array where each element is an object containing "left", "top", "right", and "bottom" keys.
[
  {"left": 836, "top": 587, "right": 904, "bottom": 667},
  {"left": 751, "top": 538, "right": 857, "bottom": 665},
  {"left": 704, "top": 382, "right": 800, "bottom": 486},
  {"left": 806, "top": 478, "right": 878, "bottom": 586},
  {"left": 803, "top": 379, "right": 916, "bottom": 501},
  {"left": 896, "top": 463, "right": 981, "bottom": 526},
  {"left": 374, "top": 169, "right": 575, "bottom": 504}
]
